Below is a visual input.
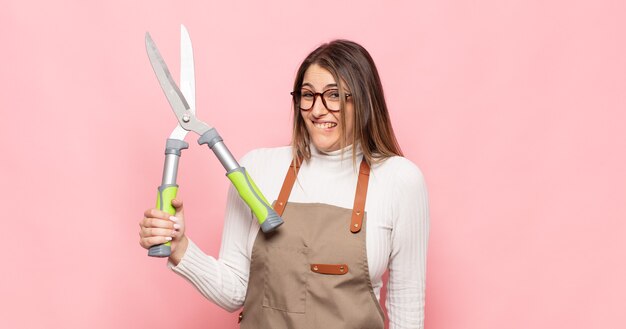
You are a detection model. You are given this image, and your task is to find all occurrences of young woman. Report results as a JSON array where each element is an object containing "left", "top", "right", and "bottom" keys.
[{"left": 139, "top": 40, "right": 429, "bottom": 328}]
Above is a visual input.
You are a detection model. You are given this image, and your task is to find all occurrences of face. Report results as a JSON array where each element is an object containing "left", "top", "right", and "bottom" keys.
[{"left": 300, "top": 64, "right": 354, "bottom": 153}]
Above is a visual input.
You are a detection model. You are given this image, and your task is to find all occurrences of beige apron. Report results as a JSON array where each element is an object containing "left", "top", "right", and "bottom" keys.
[{"left": 239, "top": 159, "right": 384, "bottom": 328}]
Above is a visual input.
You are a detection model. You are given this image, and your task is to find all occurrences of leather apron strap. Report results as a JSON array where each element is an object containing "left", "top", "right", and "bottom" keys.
[
  {"left": 274, "top": 158, "right": 370, "bottom": 233},
  {"left": 273, "top": 159, "right": 300, "bottom": 216}
]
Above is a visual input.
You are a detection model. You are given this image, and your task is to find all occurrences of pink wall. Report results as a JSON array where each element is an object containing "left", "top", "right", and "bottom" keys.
[{"left": 2, "top": 1, "right": 625, "bottom": 328}]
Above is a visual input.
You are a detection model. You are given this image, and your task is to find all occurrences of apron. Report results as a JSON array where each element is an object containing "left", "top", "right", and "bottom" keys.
[{"left": 239, "top": 158, "right": 384, "bottom": 329}]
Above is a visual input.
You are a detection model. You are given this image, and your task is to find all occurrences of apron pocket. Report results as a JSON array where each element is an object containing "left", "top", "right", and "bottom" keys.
[{"left": 262, "top": 246, "right": 308, "bottom": 314}]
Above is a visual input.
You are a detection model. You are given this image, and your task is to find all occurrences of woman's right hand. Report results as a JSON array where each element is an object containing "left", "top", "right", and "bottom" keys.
[{"left": 139, "top": 198, "right": 189, "bottom": 265}]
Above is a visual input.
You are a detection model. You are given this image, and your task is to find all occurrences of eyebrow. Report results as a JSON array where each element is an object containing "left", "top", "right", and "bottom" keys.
[{"left": 301, "top": 82, "right": 338, "bottom": 90}]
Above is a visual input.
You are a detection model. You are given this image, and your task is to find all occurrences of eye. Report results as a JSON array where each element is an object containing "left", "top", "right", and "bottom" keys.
[
  {"left": 326, "top": 90, "right": 340, "bottom": 100},
  {"left": 300, "top": 90, "right": 315, "bottom": 99}
]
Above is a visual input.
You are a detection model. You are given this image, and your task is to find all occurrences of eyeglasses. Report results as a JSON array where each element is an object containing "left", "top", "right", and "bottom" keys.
[{"left": 290, "top": 89, "right": 352, "bottom": 112}]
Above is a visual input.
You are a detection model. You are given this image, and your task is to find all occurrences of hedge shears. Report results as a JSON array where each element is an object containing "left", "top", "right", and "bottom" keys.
[{"left": 145, "top": 25, "right": 283, "bottom": 257}]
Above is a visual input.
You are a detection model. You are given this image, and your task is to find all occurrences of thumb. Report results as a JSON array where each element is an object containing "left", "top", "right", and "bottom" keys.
[{"left": 171, "top": 198, "right": 184, "bottom": 210}]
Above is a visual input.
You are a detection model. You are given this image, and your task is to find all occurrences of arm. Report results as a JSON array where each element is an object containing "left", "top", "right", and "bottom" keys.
[
  {"left": 168, "top": 181, "right": 257, "bottom": 312},
  {"left": 387, "top": 164, "right": 430, "bottom": 328}
]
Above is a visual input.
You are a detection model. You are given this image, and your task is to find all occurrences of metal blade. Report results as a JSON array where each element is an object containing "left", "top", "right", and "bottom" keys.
[
  {"left": 168, "top": 25, "right": 196, "bottom": 140},
  {"left": 146, "top": 33, "right": 190, "bottom": 120},
  {"left": 146, "top": 32, "right": 211, "bottom": 136},
  {"left": 180, "top": 24, "right": 195, "bottom": 114}
]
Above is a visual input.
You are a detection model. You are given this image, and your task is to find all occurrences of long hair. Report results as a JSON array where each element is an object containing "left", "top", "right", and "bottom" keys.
[{"left": 291, "top": 40, "right": 403, "bottom": 166}]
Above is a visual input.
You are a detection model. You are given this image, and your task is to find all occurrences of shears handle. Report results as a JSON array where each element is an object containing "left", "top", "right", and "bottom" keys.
[
  {"left": 148, "top": 139, "right": 189, "bottom": 257},
  {"left": 149, "top": 184, "right": 178, "bottom": 257},
  {"left": 199, "top": 128, "right": 284, "bottom": 233},
  {"left": 226, "top": 167, "right": 284, "bottom": 232}
]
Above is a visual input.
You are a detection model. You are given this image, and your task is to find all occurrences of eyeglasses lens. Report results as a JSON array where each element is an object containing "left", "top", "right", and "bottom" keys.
[{"left": 299, "top": 89, "right": 342, "bottom": 111}]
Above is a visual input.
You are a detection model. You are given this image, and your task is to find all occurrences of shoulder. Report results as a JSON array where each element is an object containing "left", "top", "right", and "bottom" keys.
[
  {"left": 240, "top": 146, "right": 292, "bottom": 166},
  {"left": 239, "top": 146, "right": 293, "bottom": 179},
  {"left": 371, "top": 156, "right": 426, "bottom": 187}
]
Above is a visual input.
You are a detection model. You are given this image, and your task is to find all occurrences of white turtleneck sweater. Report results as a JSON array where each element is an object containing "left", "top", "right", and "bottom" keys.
[{"left": 169, "top": 145, "right": 429, "bottom": 328}]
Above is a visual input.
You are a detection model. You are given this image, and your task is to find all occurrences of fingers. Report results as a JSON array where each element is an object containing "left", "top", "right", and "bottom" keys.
[
  {"left": 140, "top": 226, "right": 177, "bottom": 238},
  {"left": 143, "top": 208, "right": 174, "bottom": 221},
  {"left": 139, "top": 209, "right": 182, "bottom": 248},
  {"left": 139, "top": 235, "right": 173, "bottom": 249},
  {"left": 139, "top": 204, "right": 185, "bottom": 250},
  {"left": 140, "top": 215, "right": 176, "bottom": 230},
  {"left": 138, "top": 216, "right": 182, "bottom": 249}
]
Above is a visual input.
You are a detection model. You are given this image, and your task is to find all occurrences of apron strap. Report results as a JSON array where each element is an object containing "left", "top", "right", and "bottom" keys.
[
  {"left": 274, "top": 157, "right": 371, "bottom": 234},
  {"left": 350, "top": 160, "right": 370, "bottom": 233},
  {"left": 274, "top": 159, "right": 300, "bottom": 216}
]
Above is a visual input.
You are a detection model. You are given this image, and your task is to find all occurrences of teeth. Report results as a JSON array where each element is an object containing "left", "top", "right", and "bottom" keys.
[{"left": 314, "top": 122, "right": 337, "bottom": 129}]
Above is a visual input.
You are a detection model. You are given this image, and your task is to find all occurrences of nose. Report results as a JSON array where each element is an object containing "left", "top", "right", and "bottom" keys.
[{"left": 310, "top": 94, "right": 329, "bottom": 117}]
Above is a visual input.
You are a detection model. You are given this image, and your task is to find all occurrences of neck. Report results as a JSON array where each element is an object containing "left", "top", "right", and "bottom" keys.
[{"left": 309, "top": 143, "right": 363, "bottom": 168}]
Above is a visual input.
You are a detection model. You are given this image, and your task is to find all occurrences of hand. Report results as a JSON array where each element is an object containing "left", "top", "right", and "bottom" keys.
[{"left": 139, "top": 199, "right": 189, "bottom": 265}]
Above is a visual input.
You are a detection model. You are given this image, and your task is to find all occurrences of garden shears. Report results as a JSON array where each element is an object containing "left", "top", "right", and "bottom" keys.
[{"left": 145, "top": 25, "right": 283, "bottom": 257}]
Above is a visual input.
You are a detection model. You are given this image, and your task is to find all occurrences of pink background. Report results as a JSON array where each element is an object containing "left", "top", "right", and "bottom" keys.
[{"left": 2, "top": 0, "right": 625, "bottom": 328}]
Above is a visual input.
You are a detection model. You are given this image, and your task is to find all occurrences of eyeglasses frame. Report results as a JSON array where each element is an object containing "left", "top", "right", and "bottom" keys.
[{"left": 290, "top": 89, "right": 352, "bottom": 112}]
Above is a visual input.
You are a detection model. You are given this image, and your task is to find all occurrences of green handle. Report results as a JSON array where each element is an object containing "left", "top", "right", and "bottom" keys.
[
  {"left": 227, "top": 167, "right": 283, "bottom": 233},
  {"left": 148, "top": 184, "right": 178, "bottom": 257}
]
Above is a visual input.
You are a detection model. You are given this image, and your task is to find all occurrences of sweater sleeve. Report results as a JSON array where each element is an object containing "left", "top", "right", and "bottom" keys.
[
  {"left": 167, "top": 166, "right": 258, "bottom": 312},
  {"left": 386, "top": 162, "right": 430, "bottom": 329}
]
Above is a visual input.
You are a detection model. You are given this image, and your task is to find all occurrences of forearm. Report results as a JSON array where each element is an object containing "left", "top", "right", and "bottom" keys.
[
  {"left": 387, "top": 275, "right": 426, "bottom": 328},
  {"left": 168, "top": 239, "right": 247, "bottom": 312},
  {"left": 167, "top": 181, "right": 257, "bottom": 312}
]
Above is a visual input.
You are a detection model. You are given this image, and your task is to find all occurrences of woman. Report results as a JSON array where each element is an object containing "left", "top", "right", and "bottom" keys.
[{"left": 139, "top": 40, "right": 429, "bottom": 328}]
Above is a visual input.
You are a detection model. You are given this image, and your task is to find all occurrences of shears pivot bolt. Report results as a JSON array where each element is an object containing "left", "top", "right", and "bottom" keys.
[{"left": 182, "top": 114, "right": 191, "bottom": 122}]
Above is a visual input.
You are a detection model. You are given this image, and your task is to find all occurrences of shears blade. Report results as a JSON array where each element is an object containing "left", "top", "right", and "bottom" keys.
[
  {"left": 168, "top": 25, "right": 196, "bottom": 140},
  {"left": 180, "top": 25, "right": 195, "bottom": 114},
  {"left": 145, "top": 32, "right": 190, "bottom": 118},
  {"left": 146, "top": 30, "right": 211, "bottom": 137}
]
